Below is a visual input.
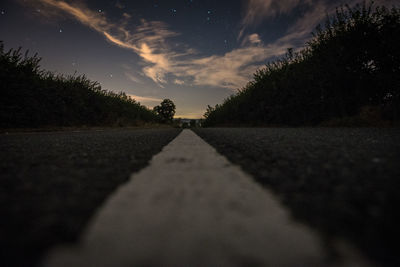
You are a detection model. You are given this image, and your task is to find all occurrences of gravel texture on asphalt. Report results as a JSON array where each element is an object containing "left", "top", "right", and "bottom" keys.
[
  {"left": 0, "top": 128, "right": 181, "bottom": 267},
  {"left": 194, "top": 128, "right": 400, "bottom": 266},
  {"left": 44, "top": 129, "right": 332, "bottom": 267}
]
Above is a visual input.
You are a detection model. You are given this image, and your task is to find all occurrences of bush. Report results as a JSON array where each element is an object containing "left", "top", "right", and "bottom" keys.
[
  {"left": 0, "top": 42, "right": 160, "bottom": 128},
  {"left": 203, "top": 1, "right": 400, "bottom": 127}
]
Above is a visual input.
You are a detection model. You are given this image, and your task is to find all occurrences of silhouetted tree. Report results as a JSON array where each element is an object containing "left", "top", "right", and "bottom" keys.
[
  {"left": 203, "top": 105, "right": 215, "bottom": 119},
  {"left": 154, "top": 99, "right": 176, "bottom": 122},
  {"left": 190, "top": 119, "right": 197, "bottom": 128},
  {"left": 0, "top": 41, "right": 159, "bottom": 128},
  {"left": 203, "top": 1, "right": 400, "bottom": 127}
]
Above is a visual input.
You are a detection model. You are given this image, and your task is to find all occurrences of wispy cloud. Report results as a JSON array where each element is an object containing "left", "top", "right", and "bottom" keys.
[
  {"left": 27, "top": 0, "right": 176, "bottom": 86},
  {"left": 240, "top": 33, "right": 262, "bottom": 46},
  {"left": 173, "top": 79, "right": 185, "bottom": 85},
  {"left": 25, "top": 0, "right": 373, "bottom": 92},
  {"left": 176, "top": 43, "right": 286, "bottom": 89},
  {"left": 127, "top": 94, "right": 162, "bottom": 104},
  {"left": 36, "top": 0, "right": 113, "bottom": 36},
  {"left": 237, "top": 0, "right": 400, "bottom": 41},
  {"left": 239, "top": 0, "right": 313, "bottom": 39},
  {"left": 28, "top": 0, "right": 276, "bottom": 89},
  {"left": 242, "top": 0, "right": 307, "bottom": 24},
  {"left": 124, "top": 72, "right": 144, "bottom": 84}
]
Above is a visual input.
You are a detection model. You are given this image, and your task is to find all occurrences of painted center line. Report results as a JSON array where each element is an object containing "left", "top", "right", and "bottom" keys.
[{"left": 43, "top": 129, "right": 367, "bottom": 267}]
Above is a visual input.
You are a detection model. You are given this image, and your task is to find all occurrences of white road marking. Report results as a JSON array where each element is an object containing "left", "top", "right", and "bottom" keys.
[{"left": 43, "top": 129, "right": 369, "bottom": 267}]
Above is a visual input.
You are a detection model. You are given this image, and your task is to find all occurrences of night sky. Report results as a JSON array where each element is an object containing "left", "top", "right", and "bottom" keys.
[{"left": 1, "top": 0, "right": 397, "bottom": 118}]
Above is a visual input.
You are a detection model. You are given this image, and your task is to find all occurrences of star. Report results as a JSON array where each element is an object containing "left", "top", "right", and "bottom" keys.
[
  {"left": 98, "top": 9, "right": 102, "bottom": 13},
  {"left": 110, "top": 74, "right": 113, "bottom": 78},
  {"left": 59, "top": 29, "right": 63, "bottom": 33},
  {"left": 1, "top": 10, "right": 5, "bottom": 15}
]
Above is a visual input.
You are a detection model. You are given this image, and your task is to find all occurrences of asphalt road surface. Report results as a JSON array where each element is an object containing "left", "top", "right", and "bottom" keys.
[
  {"left": 194, "top": 128, "right": 400, "bottom": 266},
  {"left": 0, "top": 128, "right": 181, "bottom": 267},
  {"left": 1, "top": 127, "right": 399, "bottom": 266},
  {"left": 45, "top": 129, "right": 358, "bottom": 267}
]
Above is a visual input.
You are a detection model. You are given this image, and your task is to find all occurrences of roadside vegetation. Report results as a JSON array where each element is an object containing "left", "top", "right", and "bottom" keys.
[
  {"left": 0, "top": 41, "right": 162, "bottom": 128},
  {"left": 153, "top": 99, "right": 176, "bottom": 123},
  {"left": 203, "top": 1, "right": 400, "bottom": 127}
]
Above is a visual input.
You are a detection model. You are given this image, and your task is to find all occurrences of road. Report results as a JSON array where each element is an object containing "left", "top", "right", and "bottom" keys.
[
  {"left": 44, "top": 129, "right": 344, "bottom": 267},
  {"left": 1, "top": 127, "right": 399, "bottom": 266},
  {"left": 194, "top": 128, "right": 400, "bottom": 266},
  {"left": 0, "top": 128, "right": 181, "bottom": 267}
]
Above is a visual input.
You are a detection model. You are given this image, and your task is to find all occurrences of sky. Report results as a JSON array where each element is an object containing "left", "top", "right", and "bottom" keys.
[{"left": 1, "top": 0, "right": 398, "bottom": 118}]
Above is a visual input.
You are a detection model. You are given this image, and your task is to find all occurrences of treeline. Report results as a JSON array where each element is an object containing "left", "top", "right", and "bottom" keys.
[
  {"left": 0, "top": 41, "right": 160, "bottom": 128},
  {"left": 203, "top": 2, "right": 400, "bottom": 127}
]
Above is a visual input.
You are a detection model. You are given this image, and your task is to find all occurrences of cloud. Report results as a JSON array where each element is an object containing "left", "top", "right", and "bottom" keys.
[
  {"left": 124, "top": 72, "right": 143, "bottom": 84},
  {"left": 27, "top": 0, "right": 177, "bottom": 86},
  {"left": 176, "top": 43, "right": 287, "bottom": 89},
  {"left": 27, "top": 0, "right": 370, "bottom": 92},
  {"left": 103, "top": 32, "right": 137, "bottom": 50},
  {"left": 242, "top": 0, "right": 307, "bottom": 25},
  {"left": 278, "top": 1, "right": 328, "bottom": 45},
  {"left": 29, "top": 0, "right": 273, "bottom": 89},
  {"left": 241, "top": 33, "right": 262, "bottom": 46},
  {"left": 248, "top": 33, "right": 262, "bottom": 44},
  {"left": 239, "top": 0, "right": 399, "bottom": 39},
  {"left": 127, "top": 94, "right": 162, "bottom": 103},
  {"left": 174, "top": 79, "right": 185, "bottom": 85},
  {"left": 104, "top": 20, "right": 181, "bottom": 86},
  {"left": 239, "top": 0, "right": 313, "bottom": 39},
  {"left": 37, "top": 0, "right": 112, "bottom": 32}
]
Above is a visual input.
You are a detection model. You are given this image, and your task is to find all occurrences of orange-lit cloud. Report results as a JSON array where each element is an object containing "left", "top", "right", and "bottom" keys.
[
  {"left": 176, "top": 44, "right": 286, "bottom": 89},
  {"left": 174, "top": 79, "right": 185, "bottom": 85},
  {"left": 26, "top": 0, "right": 370, "bottom": 92},
  {"left": 38, "top": 0, "right": 112, "bottom": 32},
  {"left": 103, "top": 32, "right": 138, "bottom": 51},
  {"left": 174, "top": 110, "right": 206, "bottom": 119},
  {"left": 127, "top": 94, "right": 162, "bottom": 103},
  {"left": 31, "top": 0, "right": 272, "bottom": 90}
]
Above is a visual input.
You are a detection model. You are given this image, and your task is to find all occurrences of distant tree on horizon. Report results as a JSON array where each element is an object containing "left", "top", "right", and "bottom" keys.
[
  {"left": 154, "top": 99, "right": 176, "bottom": 123},
  {"left": 190, "top": 119, "right": 197, "bottom": 128}
]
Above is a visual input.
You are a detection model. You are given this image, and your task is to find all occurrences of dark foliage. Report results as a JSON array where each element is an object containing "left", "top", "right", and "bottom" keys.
[
  {"left": 0, "top": 42, "right": 159, "bottom": 128},
  {"left": 203, "top": 1, "right": 400, "bottom": 127},
  {"left": 153, "top": 99, "right": 176, "bottom": 123}
]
